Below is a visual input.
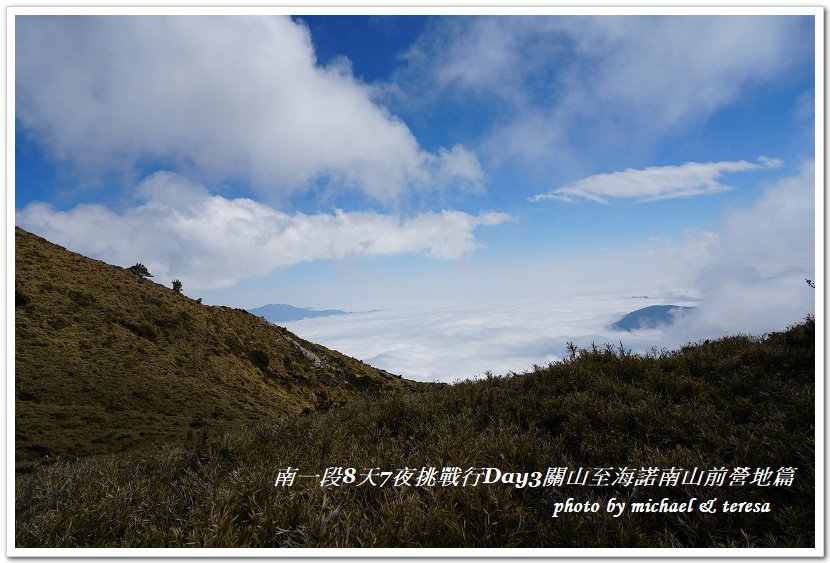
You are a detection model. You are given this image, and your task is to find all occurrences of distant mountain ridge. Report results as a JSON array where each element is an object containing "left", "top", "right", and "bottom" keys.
[
  {"left": 611, "top": 304, "right": 695, "bottom": 331},
  {"left": 249, "top": 303, "right": 349, "bottom": 323}
]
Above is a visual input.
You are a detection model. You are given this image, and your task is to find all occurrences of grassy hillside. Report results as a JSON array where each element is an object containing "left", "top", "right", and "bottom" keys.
[
  {"left": 15, "top": 227, "right": 415, "bottom": 470},
  {"left": 15, "top": 315, "right": 814, "bottom": 548}
]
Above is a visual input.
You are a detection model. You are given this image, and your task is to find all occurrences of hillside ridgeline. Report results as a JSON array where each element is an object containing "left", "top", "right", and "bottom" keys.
[{"left": 15, "top": 227, "right": 415, "bottom": 470}]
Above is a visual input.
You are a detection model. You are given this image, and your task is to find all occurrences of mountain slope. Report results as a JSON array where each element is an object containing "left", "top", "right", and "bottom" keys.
[{"left": 15, "top": 227, "right": 414, "bottom": 469}]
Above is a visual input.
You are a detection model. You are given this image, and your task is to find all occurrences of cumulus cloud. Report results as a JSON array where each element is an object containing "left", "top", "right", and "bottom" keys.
[
  {"left": 15, "top": 16, "right": 482, "bottom": 201},
  {"left": 618, "top": 161, "right": 815, "bottom": 342},
  {"left": 666, "top": 160, "right": 815, "bottom": 338},
  {"left": 529, "top": 157, "right": 782, "bottom": 203},
  {"left": 395, "top": 16, "right": 809, "bottom": 172},
  {"left": 16, "top": 172, "right": 511, "bottom": 290}
]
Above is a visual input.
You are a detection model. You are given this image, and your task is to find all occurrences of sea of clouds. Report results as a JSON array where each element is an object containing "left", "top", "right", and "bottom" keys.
[
  {"left": 282, "top": 289, "right": 697, "bottom": 382},
  {"left": 283, "top": 161, "right": 816, "bottom": 383}
]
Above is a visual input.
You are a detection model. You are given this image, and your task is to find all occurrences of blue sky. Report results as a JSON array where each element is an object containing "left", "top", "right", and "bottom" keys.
[{"left": 14, "top": 13, "right": 818, "bottom": 379}]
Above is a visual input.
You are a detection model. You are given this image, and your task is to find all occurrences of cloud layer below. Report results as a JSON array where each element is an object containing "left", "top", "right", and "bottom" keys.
[
  {"left": 17, "top": 172, "right": 511, "bottom": 289},
  {"left": 280, "top": 163, "right": 815, "bottom": 382},
  {"left": 284, "top": 291, "right": 662, "bottom": 382}
]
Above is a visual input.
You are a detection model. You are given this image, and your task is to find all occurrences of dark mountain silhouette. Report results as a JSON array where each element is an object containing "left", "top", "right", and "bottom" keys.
[
  {"left": 249, "top": 303, "right": 349, "bottom": 323},
  {"left": 611, "top": 304, "right": 695, "bottom": 331}
]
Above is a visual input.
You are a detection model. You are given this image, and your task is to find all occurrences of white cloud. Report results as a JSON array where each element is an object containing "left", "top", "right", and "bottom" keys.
[
  {"left": 530, "top": 157, "right": 781, "bottom": 204},
  {"left": 666, "top": 160, "right": 815, "bottom": 338},
  {"left": 395, "top": 16, "right": 809, "bottom": 172},
  {"left": 428, "top": 144, "right": 486, "bottom": 193},
  {"left": 15, "top": 16, "right": 482, "bottom": 202},
  {"left": 561, "top": 17, "right": 806, "bottom": 133},
  {"left": 16, "top": 172, "right": 512, "bottom": 290}
]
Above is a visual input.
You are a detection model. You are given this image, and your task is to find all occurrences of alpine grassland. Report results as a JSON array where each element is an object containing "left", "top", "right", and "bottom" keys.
[
  {"left": 14, "top": 228, "right": 815, "bottom": 548},
  {"left": 14, "top": 228, "right": 415, "bottom": 472}
]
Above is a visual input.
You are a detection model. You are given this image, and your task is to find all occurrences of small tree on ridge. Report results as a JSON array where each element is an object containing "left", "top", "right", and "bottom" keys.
[{"left": 128, "top": 263, "right": 153, "bottom": 278}]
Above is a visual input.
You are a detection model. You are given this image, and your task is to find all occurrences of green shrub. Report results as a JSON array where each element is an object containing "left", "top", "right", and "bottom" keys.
[
  {"left": 127, "top": 263, "right": 153, "bottom": 278},
  {"left": 247, "top": 349, "right": 270, "bottom": 372}
]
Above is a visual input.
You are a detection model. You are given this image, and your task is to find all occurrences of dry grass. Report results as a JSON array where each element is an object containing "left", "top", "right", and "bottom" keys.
[
  {"left": 15, "top": 227, "right": 418, "bottom": 470},
  {"left": 15, "top": 315, "right": 815, "bottom": 548}
]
